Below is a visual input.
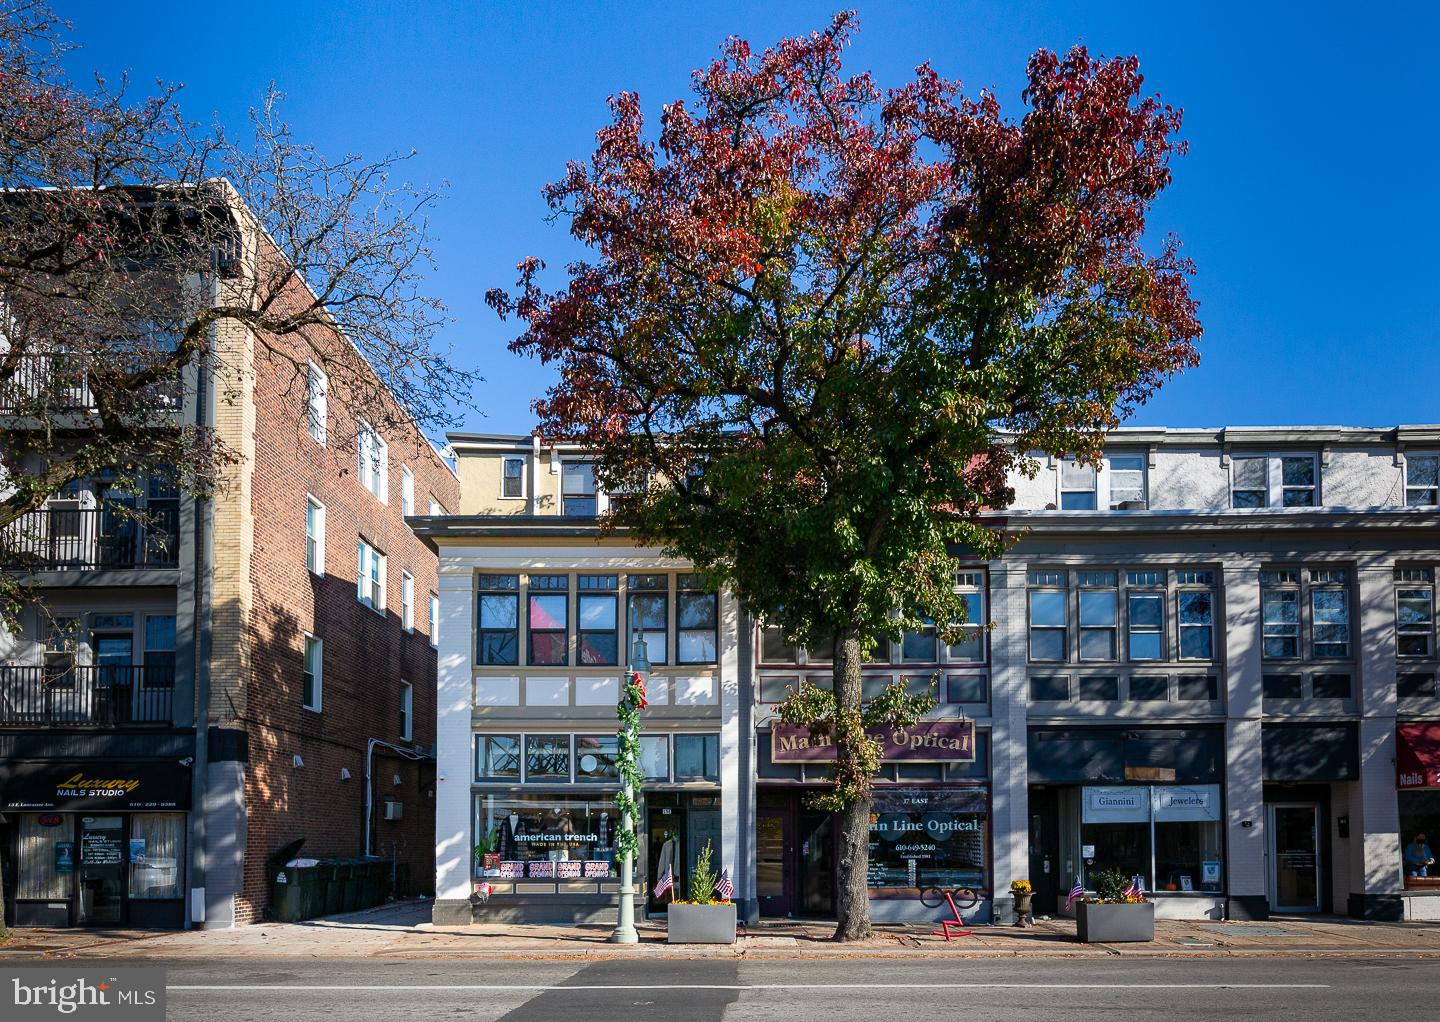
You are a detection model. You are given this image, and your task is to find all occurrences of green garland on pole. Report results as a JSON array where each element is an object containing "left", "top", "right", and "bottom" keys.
[{"left": 614, "top": 670, "right": 647, "bottom": 860}]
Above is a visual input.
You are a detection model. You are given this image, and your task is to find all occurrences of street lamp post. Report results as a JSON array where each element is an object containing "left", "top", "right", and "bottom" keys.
[{"left": 610, "top": 628, "right": 649, "bottom": 944}]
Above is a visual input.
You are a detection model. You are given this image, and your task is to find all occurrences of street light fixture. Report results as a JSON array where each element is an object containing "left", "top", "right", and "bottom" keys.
[{"left": 610, "top": 628, "right": 649, "bottom": 944}]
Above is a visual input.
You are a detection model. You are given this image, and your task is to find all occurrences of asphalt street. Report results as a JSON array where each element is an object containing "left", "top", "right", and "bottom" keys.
[{"left": 147, "top": 955, "right": 1440, "bottom": 1021}]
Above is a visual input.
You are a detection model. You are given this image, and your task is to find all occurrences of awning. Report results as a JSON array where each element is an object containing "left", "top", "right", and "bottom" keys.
[{"left": 1397, "top": 723, "right": 1440, "bottom": 789}]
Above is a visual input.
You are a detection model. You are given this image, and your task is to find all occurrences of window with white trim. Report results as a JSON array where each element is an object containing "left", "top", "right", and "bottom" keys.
[
  {"left": 401, "top": 465, "right": 414, "bottom": 517},
  {"left": 357, "top": 420, "right": 388, "bottom": 502},
  {"left": 306, "top": 362, "right": 327, "bottom": 445},
  {"left": 429, "top": 593, "right": 440, "bottom": 648},
  {"left": 1231, "top": 454, "right": 1318, "bottom": 508},
  {"left": 305, "top": 496, "right": 325, "bottom": 576},
  {"left": 399, "top": 680, "right": 413, "bottom": 741},
  {"left": 947, "top": 571, "right": 987, "bottom": 663},
  {"left": 303, "top": 634, "right": 322, "bottom": 711},
  {"left": 1077, "top": 571, "right": 1118, "bottom": 662},
  {"left": 1059, "top": 459, "right": 1097, "bottom": 510},
  {"left": 561, "top": 460, "right": 597, "bottom": 517},
  {"left": 1126, "top": 570, "right": 1165, "bottom": 660},
  {"left": 1261, "top": 570, "right": 1300, "bottom": 658},
  {"left": 1311, "top": 569, "right": 1350, "bottom": 658},
  {"left": 1262, "top": 567, "right": 1351, "bottom": 660},
  {"left": 400, "top": 570, "right": 415, "bottom": 631},
  {"left": 501, "top": 456, "right": 526, "bottom": 500},
  {"left": 357, "top": 539, "right": 386, "bottom": 612},
  {"left": 1028, "top": 571, "right": 1068, "bottom": 661},
  {"left": 1407, "top": 454, "right": 1440, "bottom": 507},
  {"left": 1106, "top": 454, "right": 1147, "bottom": 509}
]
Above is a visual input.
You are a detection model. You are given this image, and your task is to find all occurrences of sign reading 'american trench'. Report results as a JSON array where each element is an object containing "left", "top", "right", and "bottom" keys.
[{"left": 771, "top": 720, "right": 976, "bottom": 764}]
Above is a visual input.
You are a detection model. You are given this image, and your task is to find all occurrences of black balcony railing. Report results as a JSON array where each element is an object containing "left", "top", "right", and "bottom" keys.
[
  {"left": 0, "top": 664, "right": 174, "bottom": 727},
  {"left": 1, "top": 505, "right": 180, "bottom": 571},
  {"left": 0, "top": 352, "right": 182, "bottom": 413}
]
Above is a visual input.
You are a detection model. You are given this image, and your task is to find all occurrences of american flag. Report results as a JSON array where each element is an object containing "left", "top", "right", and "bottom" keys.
[
  {"left": 653, "top": 866, "right": 674, "bottom": 899},
  {"left": 1065, "top": 876, "right": 1083, "bottom": 909},
  {"left": 714, "top": 868, "right": 733, "bottom": 901},
  {"left": 1122, "top": 876, "right": 1142, "bottom": 900}
]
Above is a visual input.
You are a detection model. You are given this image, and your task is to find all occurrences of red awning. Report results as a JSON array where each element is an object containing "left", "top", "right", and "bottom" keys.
[{"left": 1397, "top": 723, "right": 1440, "bottom": 789}]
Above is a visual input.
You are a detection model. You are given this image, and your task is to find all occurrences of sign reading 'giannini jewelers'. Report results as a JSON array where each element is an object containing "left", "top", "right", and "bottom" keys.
[{"left": 771, "top": 720, "right": 976, "bottom": 763}]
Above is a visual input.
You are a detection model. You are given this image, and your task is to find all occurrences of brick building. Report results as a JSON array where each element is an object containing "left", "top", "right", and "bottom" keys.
[{"left": 0, "top": 189, "right": 458, "bottom": 928}]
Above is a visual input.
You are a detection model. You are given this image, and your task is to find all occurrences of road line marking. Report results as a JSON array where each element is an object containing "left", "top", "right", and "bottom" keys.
[{"left": 168, "top": 983, "right": 1330, "bottom": 991}]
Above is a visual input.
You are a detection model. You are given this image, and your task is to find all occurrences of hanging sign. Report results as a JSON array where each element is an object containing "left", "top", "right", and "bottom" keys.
[{"left": 771, "top": 720, "right": 976, "bottom": 763}]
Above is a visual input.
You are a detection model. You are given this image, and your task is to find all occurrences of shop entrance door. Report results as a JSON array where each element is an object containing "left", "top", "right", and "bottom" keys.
[
  {"left": 797, "top": 809, "right": 836, "bottom": 916},
  {"left": 756, "top": 809, "right": 792, "bottom": 916},
  {"left": 78, "top": 816, "right": 125, "bottom": 926},
  {"left": 686, "top": 806, "right": 722, "bottom": 898},
  {"left": 1268, "top": 804, "right": 1321, "bottom": 912},
  {"left": 1028, "top": 787, "right": 1061, "bottom": 916}
]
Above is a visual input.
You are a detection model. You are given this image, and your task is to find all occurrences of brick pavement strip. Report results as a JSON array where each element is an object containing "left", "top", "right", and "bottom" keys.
[{"left": 6, "top": 902, "right": 1440, "bottom": 960}]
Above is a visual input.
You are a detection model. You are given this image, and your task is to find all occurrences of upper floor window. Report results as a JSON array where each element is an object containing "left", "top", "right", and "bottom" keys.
[
  {"left": 1261, "top": 567, "right": 1350, "bottom": 660},
  {"left": 502, "top": 457, "right": 526, "bottom": 500},
  {"left": 676, "top": 575, "right": 719, "bottom": 664},
  {"left": 561, "top": 461, "right": 597, "bottom": 517},
  {"left": 948, "top": 571, "right": 987, "bottom": 663},
  {"left": 1407, "top": 455, "right": 1440, "bottom": 507},
  {"left": 1027, "top": 567, "right": 1214, "bottom": 664},
  {"left": 303, "top": 634, "right": 322, "bottom": 711},
  {"left": 476, "top": 575, "right": 520, "bottom": 665},
  {"left": 429, "top": 592, "right": 440, "bottom": 648},
  {"left": 1397, "top": 568, "right": 1435, "bottom": 659},
  {"left": 357, "top": 420, "right": 388, "bottom": 503},
  {"left": 1077, "top": 571, "right": 1118, "bottom": 661},
  {"left": 1126, "top": 570, "right": 1165, "bottom": 661},
  {"left": 1059, "top": 459, "right": 1097, "bottom": 510},
  {"left": 144, "top": 614, "right": 177, "bottom": 687},
  {"left": 401, "top": 466, "right": 414, "bottom": 517},
  {"left": 399, "top": 680, "right": 413, "bottom": 741},
  {"left": 306, "top": 362, "right": 327, "bottom": 445},
  {"left": 400, "top": 570, "right": 415, "bottom": 631},
  {"left": 305, "top": 496, "right": 325, "bottom": 576},
  {"left": 527, "top": 574, "right": 569, "bottom": 666},
  {"left": 1231, "top": 454, "right": 1317, "bottom": 508},
  {"left": 627, "top": 574, "right": 668, "bottom": 665},
  {"left": 1176, "top": 572, "right": 1216, "bottom": 660},
  {"left": 356, "top": 539, "right": 386, "bottom": 612},
  {"left": 1106, "top": 455, "right": 1147, "bottom": 509},
  {"left": 429, "top": 498, "right": 444, "bottom": 516},
  {"left": 577, "top": 574, "right": 619, "bottom": 665}
]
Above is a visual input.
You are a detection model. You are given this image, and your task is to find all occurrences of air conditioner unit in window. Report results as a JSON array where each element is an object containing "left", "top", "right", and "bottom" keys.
[
  {"left": 382, "top": 799, "right": 403, "bottom": 821},
  {"left": 1113, "top": 500, "right": 1148, "bottom": 511}
]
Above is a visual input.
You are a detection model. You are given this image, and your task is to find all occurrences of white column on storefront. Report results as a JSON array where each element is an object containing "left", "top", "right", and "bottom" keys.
[
  {"left": 1353, "top": 558, "right": 1401, "bottom": 916},
  {"left": 989, "top": 560, "right": 1029, "bottom": 923},
  {"left": 718, "top": 588, "right": 744, "bottom": 904},
  {"left": 1222, "top": 559, "right": 1266, "bottom": 916},
  {"left": 433, "top": 561, "right": 476, "bottom": 919}
]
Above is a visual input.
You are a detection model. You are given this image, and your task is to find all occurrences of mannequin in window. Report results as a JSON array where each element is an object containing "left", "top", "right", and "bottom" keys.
[{"left": 498, "top": 812, "right": 525, "bottom": 861}]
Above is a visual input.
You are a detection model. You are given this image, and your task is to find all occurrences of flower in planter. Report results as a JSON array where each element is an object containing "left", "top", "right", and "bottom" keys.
[{"left": 1009, "top": 879, "right": 1033, "bottom": 895}]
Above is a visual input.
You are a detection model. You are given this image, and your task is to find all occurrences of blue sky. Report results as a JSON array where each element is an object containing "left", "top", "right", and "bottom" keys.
[{"left": 62, "top": 1, "right": 1440, "bottom": 435}]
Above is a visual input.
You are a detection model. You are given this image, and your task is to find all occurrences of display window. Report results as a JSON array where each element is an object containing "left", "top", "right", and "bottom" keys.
[
  {"left": 474, "top": 794, "right": 620, "bottom": 879},
  {"left": 1067, "top": 784, "right": 1223, "bottom": 894},
  {"left": 866, "top": 787, "right": 988, "bottom": 892}
]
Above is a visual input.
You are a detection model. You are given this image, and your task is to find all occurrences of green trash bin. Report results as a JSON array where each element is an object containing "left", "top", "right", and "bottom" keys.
[
  {"left": 298, "top": 864, "right": 328, "bottom": 920},
  {"left": 363, "top": 859, "right": 388, "bottom": 909},
  {"left": 270, "top": 864, "right": 306, "bottom": 922},
  {"left": 341, "top": 860, "right": 364, "bottom": 913},
  {"left": 321, "top": 862, "right": 345, "bottom": 916}
]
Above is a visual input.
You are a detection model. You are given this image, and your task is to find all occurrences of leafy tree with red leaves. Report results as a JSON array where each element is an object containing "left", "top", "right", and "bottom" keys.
[{"left": 489, "top": 13, "right": 1199, "bottom": 940}]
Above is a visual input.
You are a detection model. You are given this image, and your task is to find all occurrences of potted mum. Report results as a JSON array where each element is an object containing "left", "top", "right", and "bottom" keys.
[
  {"left": 666, "top": 842, "right": 737, "bottom": 944},
  {"left": 1075, "top": 869, "right": 1154, "bottom": 943},
  {"left": 1010, "top": 879, "right": 1034, "bottom": 926}
]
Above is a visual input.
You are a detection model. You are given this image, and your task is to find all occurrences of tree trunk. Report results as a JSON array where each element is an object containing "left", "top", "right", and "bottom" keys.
[{"left": 831, "top": 629, "right": 872, "bottom": 941}]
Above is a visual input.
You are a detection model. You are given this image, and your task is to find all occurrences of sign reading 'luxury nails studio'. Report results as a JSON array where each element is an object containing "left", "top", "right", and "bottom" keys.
[
  {"left": 0, "top": 760, "right": 191, "bottom": 811},
  {"left": 771, "top": 720, "right": 976, "bottom": 764}
]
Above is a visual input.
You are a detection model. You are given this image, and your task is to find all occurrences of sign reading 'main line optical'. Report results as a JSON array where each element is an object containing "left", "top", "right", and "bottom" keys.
[{"left": 771, "top": 721, "right": 976, "bottom": 764}]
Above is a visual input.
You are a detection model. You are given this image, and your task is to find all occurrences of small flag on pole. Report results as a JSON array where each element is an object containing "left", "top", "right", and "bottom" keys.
[
  {"left": 653, "top": 866, "right": 674, "bottom": 900},
  {"left": 714, "top": 867, "right": 733, "bottom": 901},
  {"left": 1122, "top": 876, "right": 1141, "bottom": 900},
  {"left": 1065, "top": 876, "right": 1084, "bottom": 910}
]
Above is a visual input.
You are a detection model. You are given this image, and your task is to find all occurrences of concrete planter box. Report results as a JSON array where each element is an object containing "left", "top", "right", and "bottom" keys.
[
  {"left": 667, "top": 903, "right": 737, "bottom": 944},
  {"left": 1076, "top": 901, "right": 1155, "bottom": 943}
]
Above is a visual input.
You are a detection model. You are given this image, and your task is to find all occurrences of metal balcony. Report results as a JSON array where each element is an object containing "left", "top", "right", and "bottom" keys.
[
  {"left": 0, "top": 664, "right": 175, "bottom": 727},
  {"left": 1, "top": 505, "right": 180, "bottom": 571},
  {"left": 0, "top": 352, "right": 182, "bottom": 413}
]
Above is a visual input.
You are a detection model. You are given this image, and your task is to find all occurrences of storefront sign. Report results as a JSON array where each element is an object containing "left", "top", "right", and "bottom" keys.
[
  {"left": 771, "top": 721, "right": 976, "bottom": 764},
  {"left": 1083, "top": 787, "right": 1150, "bottom": 823},
  {"left": 1153, "top": 785, "right": 1220, "bottom": 822},
  {"left": 0, "top": 760, "right": 191, "bottom": 812},
  {"left": 1083, "top": 784, "right": 1221, "bottom": 823},
  {"left": 1397, "top": 722, "right": 1440, "bottom": 789}
]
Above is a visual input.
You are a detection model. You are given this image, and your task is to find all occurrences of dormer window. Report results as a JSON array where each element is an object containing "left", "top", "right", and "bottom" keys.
[
  {"left": 1059, "top": 459, "right": 1096, "bottom": 510},
  {"left": 1106, "top": 455, "right": 1147, "bottom": 509},
  {"left": 561, "top": 461, "right": 597, "bottom": 517},
  {"left": 1231, "top": 454, "right": 1318, "bottom": 508}
]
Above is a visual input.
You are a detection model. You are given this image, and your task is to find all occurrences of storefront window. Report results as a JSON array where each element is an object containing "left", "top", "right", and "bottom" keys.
[
  {"left": 476, "top": 735, "right": 521, "bottom": 780},
  {"left": 640, "top": 735, "right": 670, "bottom": 780},
  {"left": 16, "top": 814, "right": 69, "bottom": 900},
  {"left": 868, "top": 787, "right": 988, "bottom": 890},
  {"left": 1399, "top": 790, "right": 1440, "bottom": 878},
  {"left": 474, "top": 794, "right": 619, "bottom": 877},
  {"left": 1078, "top": 784, "right": 1223, "bottom": 893},
  {"left": 129, "top": 813, "right": 184, "bottom": 899}
]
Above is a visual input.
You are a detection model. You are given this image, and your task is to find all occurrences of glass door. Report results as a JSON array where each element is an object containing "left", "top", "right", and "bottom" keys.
[
  {"left": 78, "top": 816, "right": 125, "bottom": 926},
  {"left": 1269, "top": 804, "right": 1321, "bottom": 912},
  {"left": 756, "top": 810, "right": 792, "bottom": 916},
  {"left": 90, "top": 625, "right": 134, "bottom": 726},
  {"left": 797, "top": 809, "right": 836, "bottom": 916}
]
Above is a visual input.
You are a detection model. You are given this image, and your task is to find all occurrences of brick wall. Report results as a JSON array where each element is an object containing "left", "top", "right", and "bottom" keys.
[{"left": 233, "top": 273, "right": 459, "bottom": 923}]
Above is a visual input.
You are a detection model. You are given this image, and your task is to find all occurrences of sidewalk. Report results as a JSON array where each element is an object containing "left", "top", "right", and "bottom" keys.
[{"left": 7, "top": 900, "right": 1440, "bottom": 960}]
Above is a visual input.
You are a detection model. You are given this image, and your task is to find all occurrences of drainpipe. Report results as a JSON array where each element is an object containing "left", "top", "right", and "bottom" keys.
[{"left": 187, "top": 290, "right": 215, "bottom": 930}]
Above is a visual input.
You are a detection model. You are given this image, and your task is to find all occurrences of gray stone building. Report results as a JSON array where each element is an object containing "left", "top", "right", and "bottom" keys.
[{"left": 422, "top": 425, "right": 1440, "bottom": 926}]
